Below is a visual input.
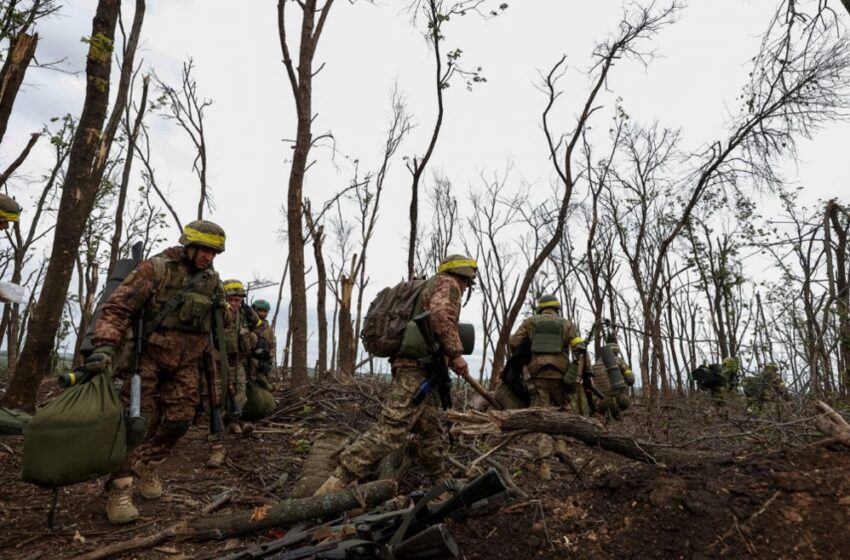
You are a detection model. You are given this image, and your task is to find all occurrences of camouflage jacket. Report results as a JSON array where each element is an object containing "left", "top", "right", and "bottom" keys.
[
  {"left": 393, "top": 272, "right": 465, "bottom": 368},
  {"left": 223, "top": 304, "right": 259, "bottom": 360},
  {"left": 92, "top": 246, "right": 225, "bottom": 353},
  {"left": 254, "top": 319, "right": 277, "bottom": 363}
]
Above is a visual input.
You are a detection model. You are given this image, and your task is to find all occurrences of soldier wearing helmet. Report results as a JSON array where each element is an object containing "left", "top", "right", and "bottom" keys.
[
  {"left": 0, "top": 193, "right": 22, "bottom": 230},
  {"left": 316, "top": 253, "right": 477, "bottom": 494},
  {"left": 508, "top": 293, "right": 586, "bottom": 480},
  {"left": 89, "top": 220, "right": 227, "bottom": 525},
  {"left": 205, "top": 279, "right": 261, "bottom": 467},
  {"left": 250, "top": 299, "right": 277, "bottom": 379}
]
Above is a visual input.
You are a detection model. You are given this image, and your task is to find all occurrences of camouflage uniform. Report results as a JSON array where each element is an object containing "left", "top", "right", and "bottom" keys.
[
  {"left": 743, "top": 363, "right": 787, "bottom": 405},
  {"left": 222, "top": 303, "right": 258, "bottom": 410},
  {"left": 337, "top": 272, "right": 467, "bottom": 483},
  {"left": 509, "top": 307, "right": 584, "bottom": 471},
  {"left": 92, "top": 245, "right": 225, "bottom": 480},
  {"left": 251, "top": 318, "right": 277, "bottom": 379},
  {"left": 592, "top": 354, "right": 634, "bottom": 419}
]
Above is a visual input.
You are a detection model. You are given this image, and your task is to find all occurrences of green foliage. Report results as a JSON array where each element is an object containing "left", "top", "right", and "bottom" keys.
[{"left": 81, "top": 32, "right": 114, "bottom": 64}]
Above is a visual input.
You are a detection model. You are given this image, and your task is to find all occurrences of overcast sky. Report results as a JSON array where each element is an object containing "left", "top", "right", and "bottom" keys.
[{"left": 3, "top": 0, "right": 848, "bottom": 369}]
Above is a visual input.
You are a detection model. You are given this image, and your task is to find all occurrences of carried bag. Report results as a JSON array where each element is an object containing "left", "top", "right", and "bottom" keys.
[
  {"left": 361, "top": 279, "right": 427, "bottom": 358},
  {"left": 22, "top": 373, "right": 127, "bottom": 487},
  {"left": 241, "top": 379, "right": 277, "bottom": 421},
  {"left": 691, "top": 364, "right": 724, "bottom": 390},
  {"left": 0, "top": 407, "right": 31, "bottom": 435}
]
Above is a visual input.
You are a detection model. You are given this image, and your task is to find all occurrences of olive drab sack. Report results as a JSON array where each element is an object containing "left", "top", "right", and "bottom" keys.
[
  {"left": 361, "top": 279, "right": 428, "bottom": 358},
  {"left": 241, "top": 379, "right": 277, "bottom": 421},
  {"left": 0, "top": 407, "right": 31, "bottom": 435},
  {"left": 22, "top": 373, "right": 127, "bottom": 487}
]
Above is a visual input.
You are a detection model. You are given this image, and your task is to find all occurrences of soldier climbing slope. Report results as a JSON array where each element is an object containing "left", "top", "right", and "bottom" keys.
[{"left": 508, "top": 294, "right": 586, "bottom": 480}]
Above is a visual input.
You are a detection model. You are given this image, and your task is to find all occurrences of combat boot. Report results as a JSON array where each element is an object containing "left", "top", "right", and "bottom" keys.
[
  {"left": 206, "top": 443, "right": 226, "bottom": 468},
  {"left": 134, "top": 459, "right": 163, "bottom": 499},
  {"left": 538, "top": 460, "right": 553, "bottom": 481},
  {"left": 106, "top": 477, "right": 139, "bottom": 525}
]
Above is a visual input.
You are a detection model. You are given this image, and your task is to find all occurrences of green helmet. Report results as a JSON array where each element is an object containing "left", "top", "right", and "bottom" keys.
[
  {"left": 252, "top": 299, "right": 271, "bottom": 311},
  {"left": 179, "top": 220, "right": 226, "bottom": 253},
  {"left": 223, "top": 279, "right": 246, "bottom": 297},
  {"left": 536, "top": 294, "right": 561, "bottom": 313},
  {"left": 765, "top": 362, "right": 778, "bottom": 372},
  {"left": 0, "top": 193, "right": 22, "bottom": 223},
  {"left": 437, "top": 254, "right": 477, "bottom": 280}
]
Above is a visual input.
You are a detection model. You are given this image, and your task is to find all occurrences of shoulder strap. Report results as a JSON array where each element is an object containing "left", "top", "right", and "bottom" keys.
[{"left": 143, "top": 268, "right": 207, "bottom": 339}]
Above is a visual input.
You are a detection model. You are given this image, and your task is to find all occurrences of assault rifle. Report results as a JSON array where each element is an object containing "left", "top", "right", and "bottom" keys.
[
  {"left": 215, "top": 468, "right": 511, "bottom": 560},
  {"left": 410, "top": 311, "right": 453, "bottom": 411}
]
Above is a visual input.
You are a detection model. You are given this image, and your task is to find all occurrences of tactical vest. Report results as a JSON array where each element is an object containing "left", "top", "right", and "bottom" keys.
[
  {"left": 224, "top": 307, "right": 255, "bottom": 358},
  {"left": 146, "top": 256, "right": 221, "bottom": 334},
  {"left": 528, "top": 315, "right": 568, "bottom": 378}
]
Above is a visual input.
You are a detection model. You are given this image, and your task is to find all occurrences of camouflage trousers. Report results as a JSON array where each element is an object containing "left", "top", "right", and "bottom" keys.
[
  {"left": 528, "top": 376, "right": 572, "bottom": 460},
  {"left": 339, "top": 367, "right": 445, "bottom": 481},
  {"left": 110, "top": 339, "right": 202, "bottom": 480}
]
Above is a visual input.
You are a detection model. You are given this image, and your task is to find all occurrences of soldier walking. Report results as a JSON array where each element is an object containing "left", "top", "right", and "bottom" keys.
[
  {"left": 87, "top": 220, "right": 227, "bottom": 524},
  {"left": 508, "top": 294, "right": 586, "bottom": 480},
  {"left": 316, "top": 254, "right": 477, "bottom": 494}
]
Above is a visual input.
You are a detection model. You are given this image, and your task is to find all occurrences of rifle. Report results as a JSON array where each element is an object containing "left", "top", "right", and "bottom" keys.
[
  {"left": 126, "top": 242, "right": 147, "bottom": 444},
  {"left": 215, "top": 468, "right": 510, "bottom": 560},
  {"left": 213, "top": 305, "right": 241, "bottom": 421},
  {"left": 580, "top": 354, "right": 605, "bottom": 415},
  {"left": 203, "top": 349, "right": 225, "bottom": 435},
  {"left": 410, "top": 311, "right": 453, "bottom": 411}
]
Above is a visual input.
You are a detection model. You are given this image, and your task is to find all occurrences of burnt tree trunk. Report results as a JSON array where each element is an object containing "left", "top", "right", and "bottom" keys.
[
  {"left": 337, "top": 258, "right": 356, "bottom": 377},
  {"left": 176, "top": 480, "right": 397, "bottom": 541},
  {"left": 0, "top": 32, "right": 38, "bottom": 145}
]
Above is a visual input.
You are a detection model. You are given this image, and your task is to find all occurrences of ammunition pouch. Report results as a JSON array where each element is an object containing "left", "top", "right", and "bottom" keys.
[
  {"left": 397, "top": 320, "right": 429, "bottom": 359},
  {"left": 562, "top": 360, "right": 579, "bottom": 387}
]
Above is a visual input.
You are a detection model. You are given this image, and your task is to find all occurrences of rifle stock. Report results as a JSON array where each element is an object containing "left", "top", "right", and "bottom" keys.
[{"left": 204, "top": 351, "right": 225, "bottom": 435}]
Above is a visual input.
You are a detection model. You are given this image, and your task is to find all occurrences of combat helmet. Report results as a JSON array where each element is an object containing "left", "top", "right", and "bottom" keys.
[
  {"left": 252, "top": 299, "right": 271, "bottom": 311},
  {"left": 536, "top": 294, "right": 561, "bottom": 313},
  {"left": 179, "top": 220, "right": 226, "bottom": 253},
  {"left": 223, "top": 279, "right": 246, "bottom": 298},
  {"left": 0, "top": 193, "right": 22, "bottom": 223},
  {"left": 437, "top": 254, "right": 477, "bottom": 281}
]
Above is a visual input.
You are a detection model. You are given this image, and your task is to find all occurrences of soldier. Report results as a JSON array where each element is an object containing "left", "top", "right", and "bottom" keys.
[
  {"left": 251, "top": 299, "right": 277, "bottom": 382},
  {"left": 87, "top": 220, "right": 227, "bottom": 525},
  {"left": 592, "top": 339, "right": 636, "bottom": 420},
  {"left": 206, "top": 279, "right": 258, "bottom": 467},
  {"left": 0, "top": 193, "right": 22, "bottom": 230},
  {"left": 743, "top": 362, "right": 787, "bottom": 407},
  {"left": 315, "top": 254, "right": 477, "bottom": 494},
  {"left": 508, "top": 294, "right": 586, "bottom": 480}
]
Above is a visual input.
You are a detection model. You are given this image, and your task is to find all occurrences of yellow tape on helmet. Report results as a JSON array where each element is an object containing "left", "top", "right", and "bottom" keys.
[
  {"left": 537, "top": 300, "right": 561, "bottom": 309},
  {"left": 183, "top": 227, "right": 225, "bottom": 249},
  {"left": 0, "top": 209, "right": 21, "bottom": 222},
  {"left": 223, "top": 281, "right": 244, "bottom": 292},
  {"left": 570, "top": 336, "right": 584, "bottom": 347},
  {"left": 437, "top": 259, "right": 478, "bottom": 273}
]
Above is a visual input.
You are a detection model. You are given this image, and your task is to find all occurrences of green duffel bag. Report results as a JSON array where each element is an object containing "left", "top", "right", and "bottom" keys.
[
  {"left": 22, "top": 373, "right": 127, "bottom": 487},
  {"left": 241, "top": 379, "right": 277, "bottom": 421},
  {"left": 0, "top": 407, "right": 32, "bottom": 435}
]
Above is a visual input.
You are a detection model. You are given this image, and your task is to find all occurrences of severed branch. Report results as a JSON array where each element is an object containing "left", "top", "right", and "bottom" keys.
[
  {"left": 174, "top": 479, "right": 397, "bottom": 541},
  {"left": 811, "top": 400, "right": 850, "bottom": 446},
  {"left": 447, "top": 408, "right": 723, "bottom": 466}
]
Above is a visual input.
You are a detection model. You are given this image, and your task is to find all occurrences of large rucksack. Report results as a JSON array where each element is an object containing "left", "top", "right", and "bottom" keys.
[
  {"left": 22, "top": 373, "right": 127, "bottom": 487},
  {"left": 360, "top": 279, "right": 427, "bottom": 358},
  {"left": 691, "top": 364, "right": 724, "bottom": 390}
]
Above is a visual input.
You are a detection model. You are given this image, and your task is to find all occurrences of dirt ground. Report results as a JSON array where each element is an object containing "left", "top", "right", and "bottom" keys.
[{"left": 1, "top": 378, "right": 849, "bottom": 560}]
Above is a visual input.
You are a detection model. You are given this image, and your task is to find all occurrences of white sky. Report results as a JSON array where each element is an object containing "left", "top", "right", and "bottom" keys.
[{"left": 3, "top": 0, "right": 849, "bottom": 370}]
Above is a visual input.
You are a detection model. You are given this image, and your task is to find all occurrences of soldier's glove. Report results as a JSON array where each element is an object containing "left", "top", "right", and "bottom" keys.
[{"left": 85, "top": 345, "right": 115, "bottom": 378}]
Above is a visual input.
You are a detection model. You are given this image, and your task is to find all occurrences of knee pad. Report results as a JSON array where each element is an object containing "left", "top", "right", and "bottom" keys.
[{"left": 159, "top": 420, "right": 191, "bottom": 442}]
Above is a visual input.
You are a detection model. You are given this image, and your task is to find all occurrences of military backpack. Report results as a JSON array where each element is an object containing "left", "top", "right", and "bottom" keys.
[{"left": 361, "top": 278, "right": 428, "bottom": 358}]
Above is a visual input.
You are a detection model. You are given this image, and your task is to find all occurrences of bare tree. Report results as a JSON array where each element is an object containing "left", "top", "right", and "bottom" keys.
[
  {"left": 154, "top": 58, "right": 211, "bottom": 219},
  {"left": 277, "top": 0, "right": 335, "bottom": 389},
  {"left": 2, "top": 0, "right": 145, "bottom": 410}
]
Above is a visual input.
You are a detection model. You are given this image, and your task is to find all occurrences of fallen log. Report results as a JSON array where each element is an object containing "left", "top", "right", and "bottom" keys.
[
  {"left": 175, "top": 479, "right": 398, "bottom": 541},
  {"left": 813, "top": 401, "right": 850, "bottom": 444},
  {"left": 446, "top": 408, "right": 722, "bottom": 466}
]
